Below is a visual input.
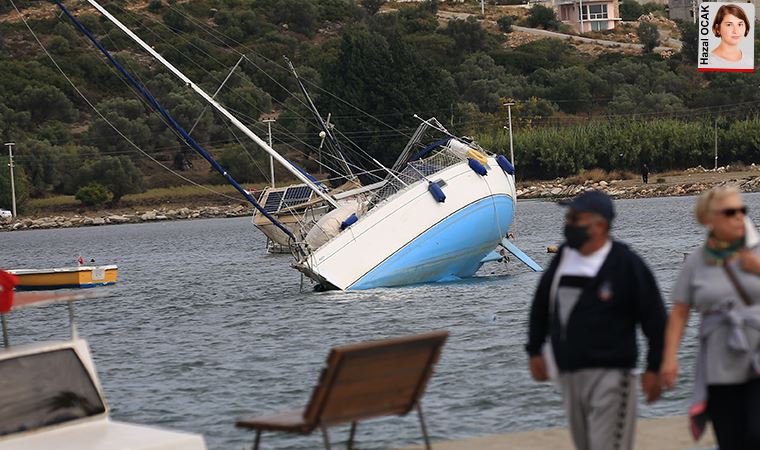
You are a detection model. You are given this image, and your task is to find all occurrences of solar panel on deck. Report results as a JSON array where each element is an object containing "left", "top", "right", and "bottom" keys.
[
  {"left": 263, "top": 191, "right": 284, "bottom": 213},
  {"left": 282, "top": 186, "right": 312, "bottom": 207}
]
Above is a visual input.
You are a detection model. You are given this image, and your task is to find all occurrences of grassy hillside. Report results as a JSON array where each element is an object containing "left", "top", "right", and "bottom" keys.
[{"left": 1, "top": 0, "right": 759, "bottom": 212}]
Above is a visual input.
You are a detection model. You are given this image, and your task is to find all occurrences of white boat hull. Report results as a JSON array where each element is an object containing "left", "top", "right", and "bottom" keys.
[{"left": 298, "top": 157, "right": 516, "bottom": 290}]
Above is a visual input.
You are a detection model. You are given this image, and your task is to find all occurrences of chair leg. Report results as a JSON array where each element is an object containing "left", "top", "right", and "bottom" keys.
[
  {"left": 416, "top": 403, "right": 432, "bottom": 450},
  {"left": 321, "top": 424, "right": 332, "bottom": 450},
  {"left": 253, "top": 430, "right": 261, "bottom": 450},
  {"left": 347, "top": 422, "right": 357, "bottom": 449}
]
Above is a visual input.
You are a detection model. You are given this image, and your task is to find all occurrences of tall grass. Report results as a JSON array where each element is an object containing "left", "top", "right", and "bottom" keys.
[
  {"left": 476, "top": 117, "right": 760, "bottom": 180},
  {"left": 27, "top": 182, "right": 270, "bottom": 211}
]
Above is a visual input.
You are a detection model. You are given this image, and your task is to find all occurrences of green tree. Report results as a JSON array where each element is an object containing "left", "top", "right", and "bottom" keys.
[
  {"left": 642, "top": 2, "right": 667, "bottom": 15},
  {"left": 318, "top": 0, "right": 356, "bottom": 21},
  {"left": 619, "top": 0, "right": 643, "bottom": 21},
  {"left": 443, "top": 17, "right": 491, "bottom": 57},
  {"left": 220, "top": 76, "right": 273, "bottom": 120},
  {"left": 86, "top": 112, "right": 153, "bottom": 157},
  {"left": 320, "top": 25, "right": 455, "bottom": 165},
  {"left": 497, "top": 16, "right": 514, "bottom": 33},
  {"left": 272, "top": 0, "right": 318, "bottom": 36},
  {"left": 0, "top": 156, "right": 30, "bottom": 213},
  {"left": 76, "top": 156, "right": 145, "bottom": 204},
  {"left": 362, "top": 0, "right": 386, "bottom": 15},
  {"left": 216, "top": 145, "right": 268, "bottom": 183},
  {"left": 526, "top": 5, "right": 560, "bottom": 31},
  {"left": 637, "top": 22, "right": 660, "bottom": 53},
  {"left": 75, "top": 182, "right": 113, "bottom": 207},
  {"left": 677, "top": 20, "right": 698, "bottom": 64},
  {"left": 531, "top": 66, "right": 608, "bottom": 114},
  {"left": 497, "top": 40, "right": 583, "bottom": 75},
  {"left": 148, "top": 0, "right": 162, "bottom": 12},
  {"left": 453, "top": 53, "right": 527, "bottom": 112},
  {"left": 12, "top": 85, "right": 78, "bottom": 123},
  {"left": 397, "top": 2, "right": 439, "bottom": 33},
  {"left": 162, "top": 9, "right": 193, "bottom": 32},
  {"left": 0, "top": 105, "right": 32, "bottom": 140},
  {"left": 15, "top": 139, "right": 63, "bottom": 197},
  {"left": 58, "top": 145, "right": 95, "bottom": 195}
]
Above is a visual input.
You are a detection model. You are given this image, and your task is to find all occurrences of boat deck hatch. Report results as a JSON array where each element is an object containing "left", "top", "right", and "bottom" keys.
[{"left": 0, "top": 348, "right": 105, "bottom": 436}]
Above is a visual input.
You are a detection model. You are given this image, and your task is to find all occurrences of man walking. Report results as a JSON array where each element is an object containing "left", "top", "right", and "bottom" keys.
[
  {"left": 525, "top": 191, "right": 666, "bottom": 450},
  {"left": 642, "top": 163, "right": 649, "bottom": 184}
]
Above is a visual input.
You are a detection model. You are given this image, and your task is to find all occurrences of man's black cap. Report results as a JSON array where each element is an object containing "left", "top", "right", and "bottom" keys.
[{"left": 564, "top": 190, "right": 615, "bottom": 222}]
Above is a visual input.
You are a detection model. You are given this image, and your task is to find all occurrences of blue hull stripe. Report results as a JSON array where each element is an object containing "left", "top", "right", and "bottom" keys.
[
  {"left": 15, "top": 282, "right": 116, "bottom": 291},
  {"left": 349, "top": 195, "right": 514, "bottom": 290}
]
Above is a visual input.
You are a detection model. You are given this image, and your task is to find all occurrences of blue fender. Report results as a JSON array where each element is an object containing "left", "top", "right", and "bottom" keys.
[
  {"left": 428, "top": 182, "right": 446, "bottom": 203},
  {"left": 468, "top": 158, "right": 488, "bottom": 176},
  {"left": 496, "top": 155, "right": 515, "bottom": 175},
  {"left": 340, "top": 213, "right": 358, "bottom": 230}
]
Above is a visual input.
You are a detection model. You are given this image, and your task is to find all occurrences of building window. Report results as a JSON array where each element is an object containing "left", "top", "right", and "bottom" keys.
[
  {"left": 580, "top": 4, "right": 608, "bottom": 20},
  {"left": 591, "top": 21, "right": 609, "bottom": 30}
]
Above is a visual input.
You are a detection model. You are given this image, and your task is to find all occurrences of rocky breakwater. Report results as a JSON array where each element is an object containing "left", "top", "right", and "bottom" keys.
[
  {"left": 518, "top": 176, "right": 760, "bottom": 200},
  {"left": 0, "top": 205, "right": 251, "bottom": 232}
]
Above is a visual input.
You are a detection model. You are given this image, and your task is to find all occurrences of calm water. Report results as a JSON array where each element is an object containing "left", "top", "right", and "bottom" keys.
[{"left": 4, "top": 193, "right": 760, "bottom": 449}]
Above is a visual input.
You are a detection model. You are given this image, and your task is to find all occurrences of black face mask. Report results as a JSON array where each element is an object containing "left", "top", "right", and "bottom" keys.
[{"left": 564, "top": 223, "right": 591, "bottom": 250}]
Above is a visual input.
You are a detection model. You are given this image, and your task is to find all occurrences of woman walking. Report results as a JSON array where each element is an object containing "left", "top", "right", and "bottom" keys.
[{"left": 661, "top": 186, "right": 760, "bottom": 449}]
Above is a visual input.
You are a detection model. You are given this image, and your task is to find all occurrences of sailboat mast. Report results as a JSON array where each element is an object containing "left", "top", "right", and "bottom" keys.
[
  {"left": 81, "top": 0, "right": 339, "bottom": 209},
  {"left": 53, "top": 0, "right": 297, "bottom": 238}
]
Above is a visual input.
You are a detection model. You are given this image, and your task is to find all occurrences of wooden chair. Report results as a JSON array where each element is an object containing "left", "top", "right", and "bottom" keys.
[{"left": 235, "top": 330, "right": 449, "bottom": 450}]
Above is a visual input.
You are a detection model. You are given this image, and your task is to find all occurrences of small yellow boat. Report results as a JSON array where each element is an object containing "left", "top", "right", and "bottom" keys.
[{"left": 7, "top": 265, "right": 118, "bottom": 290}]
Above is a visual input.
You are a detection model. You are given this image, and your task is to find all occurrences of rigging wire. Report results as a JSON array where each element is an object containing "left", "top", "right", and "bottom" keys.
[
  {"left": 110, "top": 4, "right": 397, "bottom": 179},
  {"left": 159, "top": 3, "right": 417, "bottom": 139},
  {"left": 58, "top": 4, "right": 368, "bottom": 186},
  {"left": 9, "top": 0, "right": 243, "bottom": 202}
]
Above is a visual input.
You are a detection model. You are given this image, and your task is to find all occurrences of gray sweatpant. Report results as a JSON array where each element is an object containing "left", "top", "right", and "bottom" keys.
[{"left": 558, "top": 368, "right": 637, "bottom": 450}]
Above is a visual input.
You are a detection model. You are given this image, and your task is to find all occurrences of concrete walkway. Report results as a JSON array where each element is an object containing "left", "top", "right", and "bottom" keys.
[
  {"left": 435, "top": 10, "right": 681, "bottom": 53},
  {"left": 397, "top": 416, "right": 715, "bottom": 450},
  {"left": 512, "top": 25, "right": 678, "bottom": 53}
]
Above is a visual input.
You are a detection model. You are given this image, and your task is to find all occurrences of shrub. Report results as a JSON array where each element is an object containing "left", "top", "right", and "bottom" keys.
[
  {"left": 148, "top": 0, "right": 162, "bottom": 12},
  {"left": 363, "top": 0, "right": 384, "bottom": 16},
  {"left": 497, "top": 15, "right": 514, "bottom": 33},
  {"left": 75, "top": 182, "right": 113, "bottom": 207},
  {"left": 642, "top": 2, "right": 667, "bottom": 15},
  {"left": 526, "top": 5, "right": 560, "bottom": 31},
  {"left": 76, "top": 156, "right": 145, "bottom": 204},
  {"left": 563, "top": 168, "right": 609, "bottom": 184},
  {"left": 619, "top": 0, "right": 643, "bottom": 21},
  {"left": 637, "top": 22, "right": 660, "bottom": 53}
]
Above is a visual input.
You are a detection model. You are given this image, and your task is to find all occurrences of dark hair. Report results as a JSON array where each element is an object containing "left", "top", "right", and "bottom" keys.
[{"left": 713, "top": 4, "right": 751, "bottom": 37}]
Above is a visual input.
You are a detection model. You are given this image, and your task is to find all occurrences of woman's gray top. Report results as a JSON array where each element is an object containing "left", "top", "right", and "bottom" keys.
[{"left": 672, "top": 247, "right": 760, "bottom": 384}]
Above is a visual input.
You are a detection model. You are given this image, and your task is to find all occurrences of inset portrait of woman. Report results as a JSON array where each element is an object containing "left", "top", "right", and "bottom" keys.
[{"left": 709, "top": 4, "right": 752, "bottom": 69}]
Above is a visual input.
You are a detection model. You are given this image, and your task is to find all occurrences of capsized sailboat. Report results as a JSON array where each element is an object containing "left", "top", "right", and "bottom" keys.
[
  {"left": 294, "top": 120, "right": 524, "bottom": 290},
  {"left": 56, "top": 0, "right": 541, "bottom": 291}
]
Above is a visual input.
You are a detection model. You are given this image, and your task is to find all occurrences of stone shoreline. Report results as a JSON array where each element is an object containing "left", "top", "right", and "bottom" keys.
[
  {"left": 0, "top": 205, "right": 251, "bottom": 232},
  {"left": 3, "top": 173, "right": 760, "bottom": 232},
  {"left": 518, "top": 174, "right": 760, "bottom": 200}
]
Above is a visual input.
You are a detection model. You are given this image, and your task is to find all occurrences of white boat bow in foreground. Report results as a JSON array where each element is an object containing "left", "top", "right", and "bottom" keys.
[{"left": 0, "top": 288, "right": 206, "bottom": 450}]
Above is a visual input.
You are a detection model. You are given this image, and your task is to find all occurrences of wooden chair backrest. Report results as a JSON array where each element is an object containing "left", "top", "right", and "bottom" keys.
[{"left": 303, "top": 330, "right": 448, "bottom": 427}]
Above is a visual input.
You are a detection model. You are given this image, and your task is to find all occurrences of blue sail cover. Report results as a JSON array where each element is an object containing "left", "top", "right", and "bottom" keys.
[{"left": 409, "top": 138, "right": 450, "bottom": 162}]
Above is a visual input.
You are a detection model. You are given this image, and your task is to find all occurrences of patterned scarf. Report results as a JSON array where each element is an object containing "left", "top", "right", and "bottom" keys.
[{"left": 704, "top": 234, "right": 745, "bottom": 265}]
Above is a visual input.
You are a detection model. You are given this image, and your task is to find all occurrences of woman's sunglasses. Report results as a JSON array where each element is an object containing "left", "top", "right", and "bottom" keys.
[{"left": 715, "top": 206, "right": 748, "bottom": 217}]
